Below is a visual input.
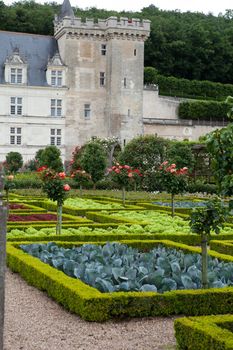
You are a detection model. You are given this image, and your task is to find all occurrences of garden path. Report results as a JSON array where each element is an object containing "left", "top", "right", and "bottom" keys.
[{"left": 4, "top": 269, "right": 176, "bottom": 350}]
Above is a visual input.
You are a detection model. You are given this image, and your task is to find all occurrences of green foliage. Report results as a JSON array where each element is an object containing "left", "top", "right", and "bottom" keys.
[
  {"left": 166, "top": 141, "right": 195, "bottom": 170},
  {"left": 79, "top": 141, "right": 107, "bottom": 185},
  {"left": 20, "top": 242, "right": 233, "bottom": 293},
  {"left": 178, "top": 100, "right": 229, "bottom": 120},
  {"left": 206, "top": 124, "right": 233, "bottom": 196},
  {"left": 35, "top": 146, "right": 63, "bottom": 172},
  {"left": 189, "top": 198, "right": 227, "bottom": 236},
  {"left": 119, "top": 135, "right": 169, "bottom": 172},
  {"left": 144, "top": 66, "right": 159, "bottom": 84},
  {"left": 175, "top": 315, "right": 233, "bottom": 350},
  {"left": 5, "top": 151, "right": 23, "bottom": 173}
]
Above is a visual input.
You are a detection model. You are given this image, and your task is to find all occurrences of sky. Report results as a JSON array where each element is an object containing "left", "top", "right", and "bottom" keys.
[{"left": 2, "top": 0, "right": 233, "bottom": 16}]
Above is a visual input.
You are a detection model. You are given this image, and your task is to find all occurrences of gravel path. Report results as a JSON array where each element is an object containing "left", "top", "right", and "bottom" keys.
[{"left": 4, "top": 269, "right": 176, "bottom": 350}]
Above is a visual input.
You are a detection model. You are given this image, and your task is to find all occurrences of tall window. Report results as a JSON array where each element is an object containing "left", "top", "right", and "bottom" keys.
[
  {"left": 51, "top": 99, "right": 62, "bottom": 117},
  {"left": 100, "top": 72, "right": 105, "bottom": 87},
  {"left": 124, "top": 77, "right": 127, "bottom": 88},
  {"left": 101, "top": 44, "right": 106, "bottom": 56},
  {"left": 84, "top": 104, "right": 91, "bottom": 119},
  {"left": 10, "top": 127, "right": 21, "bottom": 145},
  {"left": 10, "top": 68, "right": 22, "bottom": 84},
  {"left": 51, "top": 70, "right": 62, "bottom": 86},
  {"left": 10, "top": 97, "right": 22, "bottom": 115},
  {"left": 50, "top": 129, "right": 61, "bottom": 146}
]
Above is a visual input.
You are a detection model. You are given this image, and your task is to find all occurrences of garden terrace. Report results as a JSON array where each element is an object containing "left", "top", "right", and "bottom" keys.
[{"left": 7, "top": 239, "right": 233, "bottom": 321}]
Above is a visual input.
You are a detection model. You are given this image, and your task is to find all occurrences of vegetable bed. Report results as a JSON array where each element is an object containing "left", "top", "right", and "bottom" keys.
[{"left": 7, "top": 239, "right": 233, "bottom": 321}]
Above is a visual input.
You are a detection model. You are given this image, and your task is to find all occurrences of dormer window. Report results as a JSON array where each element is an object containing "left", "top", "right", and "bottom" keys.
[
  {"left": 47, "top": 52, "right": 66, "bottom": 87},
  {"left": 4, "top": 48, "right": 27, "bottom": 85},
  {"left": 51, "top": 70, "right": 63, "bottom": 86},
  {"left": 11, "top": 68, "right": 22, "bottom": 84}
]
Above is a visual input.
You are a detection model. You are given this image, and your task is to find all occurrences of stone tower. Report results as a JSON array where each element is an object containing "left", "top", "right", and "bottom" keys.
[{"left": 54, "top": 0, "right": 150, "bottom": 157}]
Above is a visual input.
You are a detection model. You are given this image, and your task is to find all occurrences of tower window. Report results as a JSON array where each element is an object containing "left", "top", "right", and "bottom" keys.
[
  {"left": 101, "top": 44, "right": 106, "bottom": 56},
  {"left": 134, "top": 49, "right": 137, "bottom": 56},
  {"left": 124, "top": 78, "right": 127, "bottom": 88},
  {"left": 100, "top": 72, "right": 105, "bottom": 87},
  {"left": 84, "top": 104, "right": 91, "bottom": 119}
]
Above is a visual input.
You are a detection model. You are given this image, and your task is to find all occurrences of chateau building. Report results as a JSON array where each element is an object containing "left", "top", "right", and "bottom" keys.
[
  {"left": 0, "top": 0, "right": 150, "bottom": 162},
  {"left": 0, "top": 0, "right": 223, "bottom": 163}
]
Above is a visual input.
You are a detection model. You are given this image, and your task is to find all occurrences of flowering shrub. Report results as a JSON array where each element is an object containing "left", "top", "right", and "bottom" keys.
[
  {"left": 37, "top": 167, "right": 70, "bottom": 204},
  {"left": 37, "top": 167, "right": 71, "bottom": 234},
  {"left": 108, "top": 164, "right": 142, "bottom": 187},
  {"left": 157, "top": 161, "right": 188, "bottom": 194},
  {"left": 108, "top": 163, "right": 142, "bottom": 205},
  {"left": 156, "top": 161, "right": 188, "bottom": 216},
  {"left": 71, "top": 169, "right": 92, "bottom": 186}
]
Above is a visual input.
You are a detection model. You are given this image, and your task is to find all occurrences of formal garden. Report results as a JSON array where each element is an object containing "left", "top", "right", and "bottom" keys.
[{"left": 2, "top": 123, "right": 233, "bottom": 349}]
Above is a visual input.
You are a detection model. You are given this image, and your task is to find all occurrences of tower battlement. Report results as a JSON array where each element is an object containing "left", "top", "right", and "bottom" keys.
[{"left": 54, "top": 16, "right": 150, "bottom": 41}]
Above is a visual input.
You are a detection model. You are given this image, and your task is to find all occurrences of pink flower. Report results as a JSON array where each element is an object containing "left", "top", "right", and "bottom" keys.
[
  {"left": 63, "top": 184, "right": 71, "bottom": 191},
  {"left": 161, "top": 161, "right": 168, "bottom": 166},
  {"left": 170, "top": 168, "right": 176, "bottom": 173},
  {"left": 124, "top": 165, "right": 130, "bottom": 169},
  {"left": 171, "top": 164, "right": 176, "bottom": 168},
  {"left": 115, "top": 169, "right": 120, "bottom": 173},
  {"left": 128, "top": 172, "right": 133, "bottom": 178},
  {"left": 58, "top": 172, "right": 66, "bottom": 179}
]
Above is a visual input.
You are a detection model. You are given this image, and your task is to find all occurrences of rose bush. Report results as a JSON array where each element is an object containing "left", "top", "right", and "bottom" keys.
[
  {"left": 37, "top": 166, "right": 71, "bottom": 234},
  {"left": 156, "top": 161, "right": 189, "bottom": 216},
  {"left": 108, "top": 163, "right": 142, "bottom": 205}
]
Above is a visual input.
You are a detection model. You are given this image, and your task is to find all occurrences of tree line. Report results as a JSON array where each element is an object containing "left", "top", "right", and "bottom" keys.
[{"left": 1, "top": 1, "right": 233, "bottom": 84}]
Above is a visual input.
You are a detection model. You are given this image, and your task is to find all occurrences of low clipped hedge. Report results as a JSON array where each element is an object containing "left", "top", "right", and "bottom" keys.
[
  {"left": 178, "top": 100, "right": 229, "bottom": 121},
  {"left": 85, "top": 211, "right": 147, "bottom": 225},
  {"left": 7, "top": 239, "right": 233, "bottom": 321},
  {"left": 210, "top": 240, "right": 233, "bottom": 256},
  {"left": 175, "top": 314, "right": 233, "bottom": 350}
]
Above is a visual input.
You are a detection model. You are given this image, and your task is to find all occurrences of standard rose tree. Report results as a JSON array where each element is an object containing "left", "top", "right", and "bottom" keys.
[
  {"left": 37, "top": 167, "right": 71, "bottom": 234},
  {"left": 156, "top": 161, "right": 188, "bottom": 216},
  {"left": 108, "top": 164, "right": 142, "bottom": 205}
]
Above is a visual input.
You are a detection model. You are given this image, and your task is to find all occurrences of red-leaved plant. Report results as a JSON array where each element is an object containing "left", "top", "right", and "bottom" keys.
[
  {"left": 37, "top": 166, "right": 71, "bottom": 234},
  {"left": 108, "top": 163, "right": 142, "bottom": 205},
  {"left": 156, "top": 161, "right": 188, "bottom": 216}
]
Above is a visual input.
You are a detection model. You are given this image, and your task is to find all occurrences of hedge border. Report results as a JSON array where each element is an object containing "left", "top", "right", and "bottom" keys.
[
  {"left": 174, "top": 314, "right": 233, "bottom": 350},
  {"left": 7, "top": 239, "right": 233, "bottom": 321}
]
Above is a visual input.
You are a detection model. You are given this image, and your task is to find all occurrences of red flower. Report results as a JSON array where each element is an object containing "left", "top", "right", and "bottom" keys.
[
  {"left": 63, "top": 184, "right": 71, "bottom": 191},
  {"left": 37, "top": 166, "right": 47, "bottom": 172},
  {"left": 58, "top": 172, "right": 66, "bottom": 179}
]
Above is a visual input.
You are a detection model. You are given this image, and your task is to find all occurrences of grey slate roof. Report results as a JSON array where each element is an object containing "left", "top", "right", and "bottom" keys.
[{"left": 0, "top": 30, "right": 58, "bottom": 86}]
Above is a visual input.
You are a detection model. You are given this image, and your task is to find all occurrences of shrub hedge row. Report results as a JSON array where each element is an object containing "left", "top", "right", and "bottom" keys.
[
  {"left": 178, "top": 100, "right": 229, "bottom": 121},
  {"left": 175, "top": 315, "right": 233, "bottom": 350},
  {"left": 7, "top": 239, "right": 233, "bottom": 321},
  {"left": 210, "top": 241, "right": 233, "bottom": 256},
  {"left": 150, "top": 71, "right": 233, "bottom": 100}
]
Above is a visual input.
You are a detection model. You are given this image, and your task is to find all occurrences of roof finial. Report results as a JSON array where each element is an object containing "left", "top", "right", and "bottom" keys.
[{"left": 59, "top": 0, "right": 74, "bottom": 19}]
